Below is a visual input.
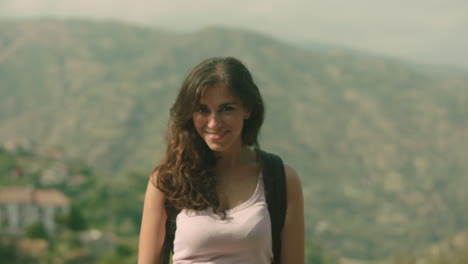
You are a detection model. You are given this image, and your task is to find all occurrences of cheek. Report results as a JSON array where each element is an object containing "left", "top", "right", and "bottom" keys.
[
  {"left": 231, "top": 116, "right": 245, "bottom": 131},
  {"left": 192, "top": 116, "right": 205, "bottom": 131}
]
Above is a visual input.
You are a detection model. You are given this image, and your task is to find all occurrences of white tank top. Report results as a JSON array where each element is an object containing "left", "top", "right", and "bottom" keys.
[{"left": 172, "top": 172, "right": 273, "bottom": 264}]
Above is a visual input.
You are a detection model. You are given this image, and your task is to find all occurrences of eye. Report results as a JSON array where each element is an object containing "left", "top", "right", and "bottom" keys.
[
  {"left": 220, "top": 106, "right": 234, "bottom": 111},
  {"left": 195, "top": 106, "right": 209, "bottom": 113}
]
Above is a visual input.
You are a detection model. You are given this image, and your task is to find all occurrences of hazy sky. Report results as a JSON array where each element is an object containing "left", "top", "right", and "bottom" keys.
[{"left": 1, "top": 0, "right": 467, "bottom": 68}]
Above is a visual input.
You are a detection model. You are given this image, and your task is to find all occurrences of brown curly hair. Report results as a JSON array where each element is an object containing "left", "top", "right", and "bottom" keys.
[{"left": 152, "top": 57, "right": 265, "bottom": 212}]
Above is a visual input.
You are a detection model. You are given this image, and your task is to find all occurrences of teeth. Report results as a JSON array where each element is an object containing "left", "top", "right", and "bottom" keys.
[{"left": 206, "top": 131, "right": 226, "bottom": 137}]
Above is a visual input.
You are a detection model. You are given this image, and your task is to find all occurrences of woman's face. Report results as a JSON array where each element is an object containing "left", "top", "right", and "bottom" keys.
[{"left": 192, "top": 83, "right": 250, "bottom": 154}]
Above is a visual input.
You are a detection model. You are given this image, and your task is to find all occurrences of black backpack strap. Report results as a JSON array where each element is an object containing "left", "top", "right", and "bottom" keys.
[
  {"left": 162, "top": 200, "right": 180, "bottom": 264},
  {"left": 260, "top": 150, "right": 287, "bottom": 264}
]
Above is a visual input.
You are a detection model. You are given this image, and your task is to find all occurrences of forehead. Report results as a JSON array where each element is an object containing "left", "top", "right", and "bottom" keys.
[{"left": 199, "top": 83, "right": 241, "bottom": 104}]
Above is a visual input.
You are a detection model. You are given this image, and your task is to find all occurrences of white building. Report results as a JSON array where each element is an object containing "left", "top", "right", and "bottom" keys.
[{"left": 0, "top": 186, "right": 70, "bottom": 235}]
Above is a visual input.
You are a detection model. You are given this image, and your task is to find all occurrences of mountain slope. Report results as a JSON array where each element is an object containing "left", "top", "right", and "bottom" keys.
[{"left": 1, "top": 19, "right": 468, "bottom": 260}]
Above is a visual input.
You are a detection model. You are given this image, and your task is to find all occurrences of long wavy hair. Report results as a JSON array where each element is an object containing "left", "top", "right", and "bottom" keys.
[{"left": 152, "top": 57, "right": 265, "bottom": 213}]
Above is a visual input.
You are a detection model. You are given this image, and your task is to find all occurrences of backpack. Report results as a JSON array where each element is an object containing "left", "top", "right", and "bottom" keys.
[{"left": 162, "top": 150, "right": 287, "bottom": 264}]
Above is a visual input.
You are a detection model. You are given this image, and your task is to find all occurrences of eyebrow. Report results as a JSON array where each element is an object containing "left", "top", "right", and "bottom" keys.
[
  {"left": 219, "top": 102, "right": 238, "bottom": 107},
  {"left": 197, "top": 102, "right": 239, "bottom": 108}
]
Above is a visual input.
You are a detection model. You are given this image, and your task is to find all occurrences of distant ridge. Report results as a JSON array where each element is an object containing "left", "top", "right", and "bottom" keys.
[{"left": 1, "top": 19, "right": 467, "bottom": 261}]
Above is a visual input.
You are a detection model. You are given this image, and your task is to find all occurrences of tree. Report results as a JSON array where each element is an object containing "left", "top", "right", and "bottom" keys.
[
  {"left": 25, "top": 222, "right": 48, "bottom": 239},
  {"left": 67, "top": 204, "right": 88, "bottom": 231},
  {"left": 0, "top": 240, "right": 38, "bottom": 264}
]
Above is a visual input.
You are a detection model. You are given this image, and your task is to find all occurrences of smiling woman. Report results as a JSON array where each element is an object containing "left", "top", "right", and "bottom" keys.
[
  {"left": 192, "top": 83, "right": 249, "bottom": 153},
  {"left": 138, "top": 57, "right": 304, "bottom": 264}
]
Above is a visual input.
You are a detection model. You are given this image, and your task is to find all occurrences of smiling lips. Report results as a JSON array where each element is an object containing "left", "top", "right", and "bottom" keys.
[{"left": 205, "top": 130, "right": 230, "bottom": 140}]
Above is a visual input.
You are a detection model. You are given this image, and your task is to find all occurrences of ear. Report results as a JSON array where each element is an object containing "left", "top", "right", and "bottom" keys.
[{"left": 243, "top": 108, "right": 251, "bottom": 120}]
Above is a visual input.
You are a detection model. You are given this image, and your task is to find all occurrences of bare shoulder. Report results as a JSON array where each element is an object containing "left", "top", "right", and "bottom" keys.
[
  {"left": 138, "top": 170, "right": 167, "bottom": 263},
  {"left": 280, "top": 163, "right": 305, "bottom": 263},
  {"left": 140, "top": 170, "right": 166, "bottom": 215},
  {"left": 149, "top": 169, "right": 159, "bottom": 188},
  {"left": 283, "top": 163, "right": 303, "bottom": 193}
]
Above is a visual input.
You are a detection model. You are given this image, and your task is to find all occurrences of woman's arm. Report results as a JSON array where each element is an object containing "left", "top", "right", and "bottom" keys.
[
  {"left": 280, "top": 164, "right": 305, "bottom": 264},
  {"left": 138, "top": 173, "right": 167, "bottom": 264}
]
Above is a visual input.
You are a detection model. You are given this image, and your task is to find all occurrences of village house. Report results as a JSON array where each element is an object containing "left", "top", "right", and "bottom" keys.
[{"left": 0, "top": 186, "right": 70, "bottom": 235}]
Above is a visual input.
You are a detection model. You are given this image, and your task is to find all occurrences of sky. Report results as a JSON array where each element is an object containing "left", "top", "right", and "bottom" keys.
[{"left": 1, "top": 0, "right": 467, "bottom": 69}]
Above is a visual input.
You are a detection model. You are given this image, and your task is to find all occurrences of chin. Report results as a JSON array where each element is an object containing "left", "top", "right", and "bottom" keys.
[
  {"left": 204, "top": 139, "right": 240, "bottom": 154},
  {"left": 206, "top": 143, "right": 229, "bottom": 153}
]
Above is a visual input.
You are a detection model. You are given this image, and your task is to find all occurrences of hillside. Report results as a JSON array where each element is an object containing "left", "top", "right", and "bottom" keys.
[
  {"left": 0, "top": 143, "right": 339, "bottom": 264},
  {"left": 0, "top": 144, "right": 148, "bottom": 263},
  {"left": 1, "top": 19, "right": 467, "bottom": 260}
]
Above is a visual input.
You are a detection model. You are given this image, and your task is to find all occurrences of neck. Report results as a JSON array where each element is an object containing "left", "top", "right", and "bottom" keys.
[{"left": 215, "top": 146, "right": 255, "bottom": 169}]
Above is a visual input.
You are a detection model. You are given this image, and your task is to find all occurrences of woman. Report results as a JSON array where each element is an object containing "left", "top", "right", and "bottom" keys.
[{"left": 138, "top": 57, "right": 304, "bottom": 264}]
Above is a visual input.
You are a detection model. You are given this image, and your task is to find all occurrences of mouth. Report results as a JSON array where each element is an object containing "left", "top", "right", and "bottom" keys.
[{"left": 205, "top": 130, "right": 230, "bottom": 140}]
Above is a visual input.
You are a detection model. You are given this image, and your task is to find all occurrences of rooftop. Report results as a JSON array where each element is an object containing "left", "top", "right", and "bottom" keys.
[{"left": 0, "top": 186, "right": 70, "bottom": 206}]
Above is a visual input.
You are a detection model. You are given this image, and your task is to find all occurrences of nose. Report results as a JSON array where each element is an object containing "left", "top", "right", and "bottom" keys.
[{"left": 207, "top": 112, "right": 222, "bottom": 129}]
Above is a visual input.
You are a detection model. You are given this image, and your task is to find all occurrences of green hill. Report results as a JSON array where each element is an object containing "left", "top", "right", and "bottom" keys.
[{"left": 1, "top": 19, "right": 467, "bottom": 261}]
